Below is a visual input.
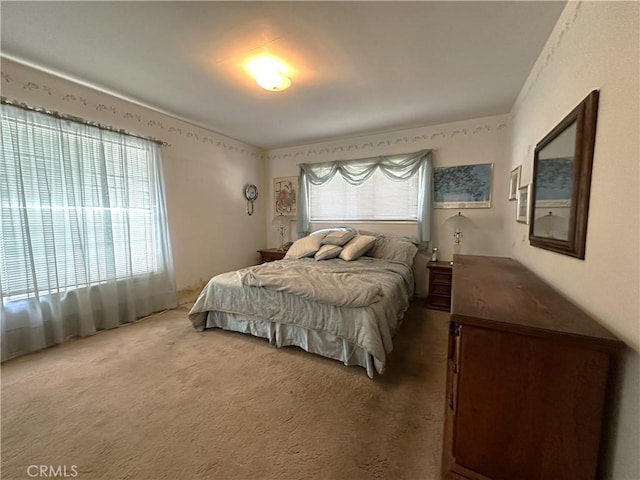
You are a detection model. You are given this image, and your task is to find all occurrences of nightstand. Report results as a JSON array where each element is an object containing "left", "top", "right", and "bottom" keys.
[
  {"left": 257, "top": 248, "right": 286, "bottom": 263},
  {"left": 426, "top": 261, "right": 453, "bottom": 311}
]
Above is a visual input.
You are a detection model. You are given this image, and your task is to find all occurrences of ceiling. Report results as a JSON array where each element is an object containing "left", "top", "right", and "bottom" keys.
[{"left": 0, "top": 1, "right": 566, "bottom": 150}]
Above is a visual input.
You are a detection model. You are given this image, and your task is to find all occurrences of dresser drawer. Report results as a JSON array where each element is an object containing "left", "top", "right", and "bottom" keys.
[
  {"left": 426, "top": 261, "right": 453, "bottom": 311},
  {"left": 430, "top": 294, "right": 451, "bottom": 310},
  {"left": 431, "top": 283, "right": 452, "bottom": 296},
  {"left": 432, "top": 271, "right": 453, "bottom": 285}
]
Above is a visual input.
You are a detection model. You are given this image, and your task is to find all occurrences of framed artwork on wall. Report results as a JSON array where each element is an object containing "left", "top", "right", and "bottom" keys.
[
  {"left": 433, "top": 163, "right": 493, "bottom": 208},
  {"left": 274, "top": 176, "right": 298, "bottom": 215},
  {"left": 534, "top": 157, "right": 573, "bottom": 207},
  {"left": 509, "top": 165, "right": 522, "bottom": 200},
  {"left": 516, "top": 184, "right": 532, "bottom": 224}
]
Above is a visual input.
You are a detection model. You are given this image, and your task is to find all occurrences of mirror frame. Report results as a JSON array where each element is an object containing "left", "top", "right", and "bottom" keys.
[{"left": 529, "top": 90, "right": 599, "bottom": 259}]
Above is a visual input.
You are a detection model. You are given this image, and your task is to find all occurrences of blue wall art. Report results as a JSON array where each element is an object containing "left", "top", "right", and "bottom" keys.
[
  {"left": 535, "top": 157, "right": 573, "bottom": 206},
  {"left": 433, "top": 163, "right": 493, "bottom": 208}
]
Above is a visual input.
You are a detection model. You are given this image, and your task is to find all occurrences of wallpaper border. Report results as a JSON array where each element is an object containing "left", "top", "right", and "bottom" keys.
[
  {"left": 266, "top": 122, "right": 508, "bottom": 161},
  {"left": 0, "top": 68, "right": 264, "bottom": 158}
]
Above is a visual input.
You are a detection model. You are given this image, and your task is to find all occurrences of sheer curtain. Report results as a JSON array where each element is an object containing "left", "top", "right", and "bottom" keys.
[
  {"left": 297, "top": 149, "right": 433, "bottom": 243},
  {"left": 0, "top": 104, "right": 177, "bottom": 361}
]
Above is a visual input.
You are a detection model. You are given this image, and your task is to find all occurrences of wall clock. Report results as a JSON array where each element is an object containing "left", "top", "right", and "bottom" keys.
[{"left": 243, "top": 183, "right": 259, "bottom": 216}]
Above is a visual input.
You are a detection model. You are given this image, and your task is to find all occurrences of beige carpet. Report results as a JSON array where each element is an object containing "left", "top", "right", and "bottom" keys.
[{"left": 1, "top": 300, "right": 449, "bottom": 480}]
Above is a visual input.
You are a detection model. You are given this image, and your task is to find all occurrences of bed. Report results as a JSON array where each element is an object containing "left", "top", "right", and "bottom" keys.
[{"left": 188, "top": 230, "right": 418, "bottom": 377}]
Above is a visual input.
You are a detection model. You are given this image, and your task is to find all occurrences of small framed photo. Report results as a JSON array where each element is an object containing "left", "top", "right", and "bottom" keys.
[
  {"left": 274, "top": 176, "right": 298, "bottom": 215},
  {"left": 509, "top": 165, "right": 522, "bottom": 201},
  {"left": 516, "top": 184, "right": 532, "bottom": 224}
]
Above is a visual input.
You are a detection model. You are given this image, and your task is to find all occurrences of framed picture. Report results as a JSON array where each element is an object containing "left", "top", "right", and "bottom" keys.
[
  {"left": 516, "top": 184, "right": 532, "bottom": 224},
  {"left": 274, "top": 176, "right": 298, "bottom": 215},
  {"left": 509, "top": 165, "right": 522, "bottom": 201},
  {"left": 433, "top": 163, "right": 493, "bottom": 209},
  {"left": 535, "top": 157, "right": 572, "bottom": 207}
]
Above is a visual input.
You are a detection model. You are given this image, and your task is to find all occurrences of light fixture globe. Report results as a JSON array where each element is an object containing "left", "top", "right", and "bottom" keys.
[
  {"left": 248, "top": 56, "right": 292, "bottom": 92},
  {"left": 256, "top": 71, "right": 291, "bottom": 91}
]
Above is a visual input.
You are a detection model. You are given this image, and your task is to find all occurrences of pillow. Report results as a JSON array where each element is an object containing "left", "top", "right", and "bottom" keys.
[
  {"left": 310, "top": 227, "right": 353, "bottom": 236},
  {"left": 284, "top": 234, "right": 325, "bottom": 259},
  {"left": 321, "top": 229, "right": 356, "bottom": 246},
  {"left": 314, "top": 244, "right": 342, "bottom": 260},
  {"left": 369, "top": 235, "right": 418, "bottom": 267},
  {"left": 339, "top": 235, "right": 378, "bottom": 261}
]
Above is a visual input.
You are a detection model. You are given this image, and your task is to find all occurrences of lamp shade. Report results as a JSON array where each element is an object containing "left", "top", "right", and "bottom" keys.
[
  {"left": 444, "top": 211, "right": 473, "bottom": 229},
  {"left": 272, "top": 214, "right": 291, "bottom": 228},
  {"left": 532, "top": 213, "right": 569, "bottom": 240}
]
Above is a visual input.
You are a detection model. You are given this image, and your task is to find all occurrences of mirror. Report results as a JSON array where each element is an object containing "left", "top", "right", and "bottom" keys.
[{"left": 529, "top": 90, "right": 599, "bottom": 259}]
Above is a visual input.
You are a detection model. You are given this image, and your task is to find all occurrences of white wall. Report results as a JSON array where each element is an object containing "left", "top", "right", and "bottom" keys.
[
  {"left": 506, "top": 2, "right": 639, "bottom": 478},
  {"left": 266, "top": 114, "right": 510, "bottom": 296},
  {"left": 0, "top": 58, "right": 267, "bottom": 292}
]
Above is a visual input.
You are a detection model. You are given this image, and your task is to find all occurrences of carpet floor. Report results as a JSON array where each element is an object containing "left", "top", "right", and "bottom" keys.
[{"left": 1, "top": 300, "right": 449, "bottom": 480}]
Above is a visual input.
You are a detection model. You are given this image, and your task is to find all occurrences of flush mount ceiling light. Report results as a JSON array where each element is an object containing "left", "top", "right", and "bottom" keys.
[{"left": 247, "top": 56, "right": 291, "bottom": 92}]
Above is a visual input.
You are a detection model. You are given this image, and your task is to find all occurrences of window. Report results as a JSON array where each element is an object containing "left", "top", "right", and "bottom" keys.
[
  {"left": 297, "top": 150, "right": 432, "bottom": 243},
  {"left": 309, "top": 168, "right": 420, "bottom": 221},
  {"left": 0, "top": 108, "right": 161, "bottom": 299}
]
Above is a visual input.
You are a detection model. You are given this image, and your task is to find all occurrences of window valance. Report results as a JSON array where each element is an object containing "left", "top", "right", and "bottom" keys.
[{"left": 300, "top": 149, "right": 431, "bottom": 185}]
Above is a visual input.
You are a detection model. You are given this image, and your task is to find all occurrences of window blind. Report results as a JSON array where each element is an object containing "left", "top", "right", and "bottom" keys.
[
  {"left": 0, "top": 114, "right": 158, "bottom": 299},
  {"left": 309, "top": 167, "right": 419, "bottom": 222}
]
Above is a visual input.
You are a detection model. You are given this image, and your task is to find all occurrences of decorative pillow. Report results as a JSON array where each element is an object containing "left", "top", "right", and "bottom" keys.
[
  {"left": 369, "top": 236, "right": 418, "bottom": 267},
  {"left": 310, "top": 227, "right": 351, "bottom": 236},
  {"left": 284, "top": 234, "right": 325, "bottom": 259},
  {"left": 321, "top": 229, "right": 356, "bottom": 246},
  {"left": 339, "top": 235, "right": 378, "bottom": 261},
  {"left": 314, "top": 244, "right": 342, "bottom": 260}
]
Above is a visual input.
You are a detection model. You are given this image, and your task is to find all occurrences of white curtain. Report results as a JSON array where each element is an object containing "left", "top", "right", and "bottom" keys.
[
  {"left": 0, "top": 104, "right": 177, "bottom": 361},
  {"left": 297, "top": 149, "right": 433, "bottom": 242}
]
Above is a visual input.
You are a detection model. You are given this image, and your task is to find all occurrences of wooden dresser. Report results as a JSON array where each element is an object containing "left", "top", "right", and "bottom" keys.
[
  {"left": 426, "top": 261, "right": 453, "bottom": 311},
  {"left": 257, "top": 248, "right": 286, "bottom": 263},
  {"left": 443, "top": 255, "right": 624, "bottom": 480}
]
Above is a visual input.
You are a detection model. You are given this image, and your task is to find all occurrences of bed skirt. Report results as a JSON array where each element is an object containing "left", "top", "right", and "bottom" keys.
[{"left": 206, "top": 311, "right": 379, "bottom": 378}]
